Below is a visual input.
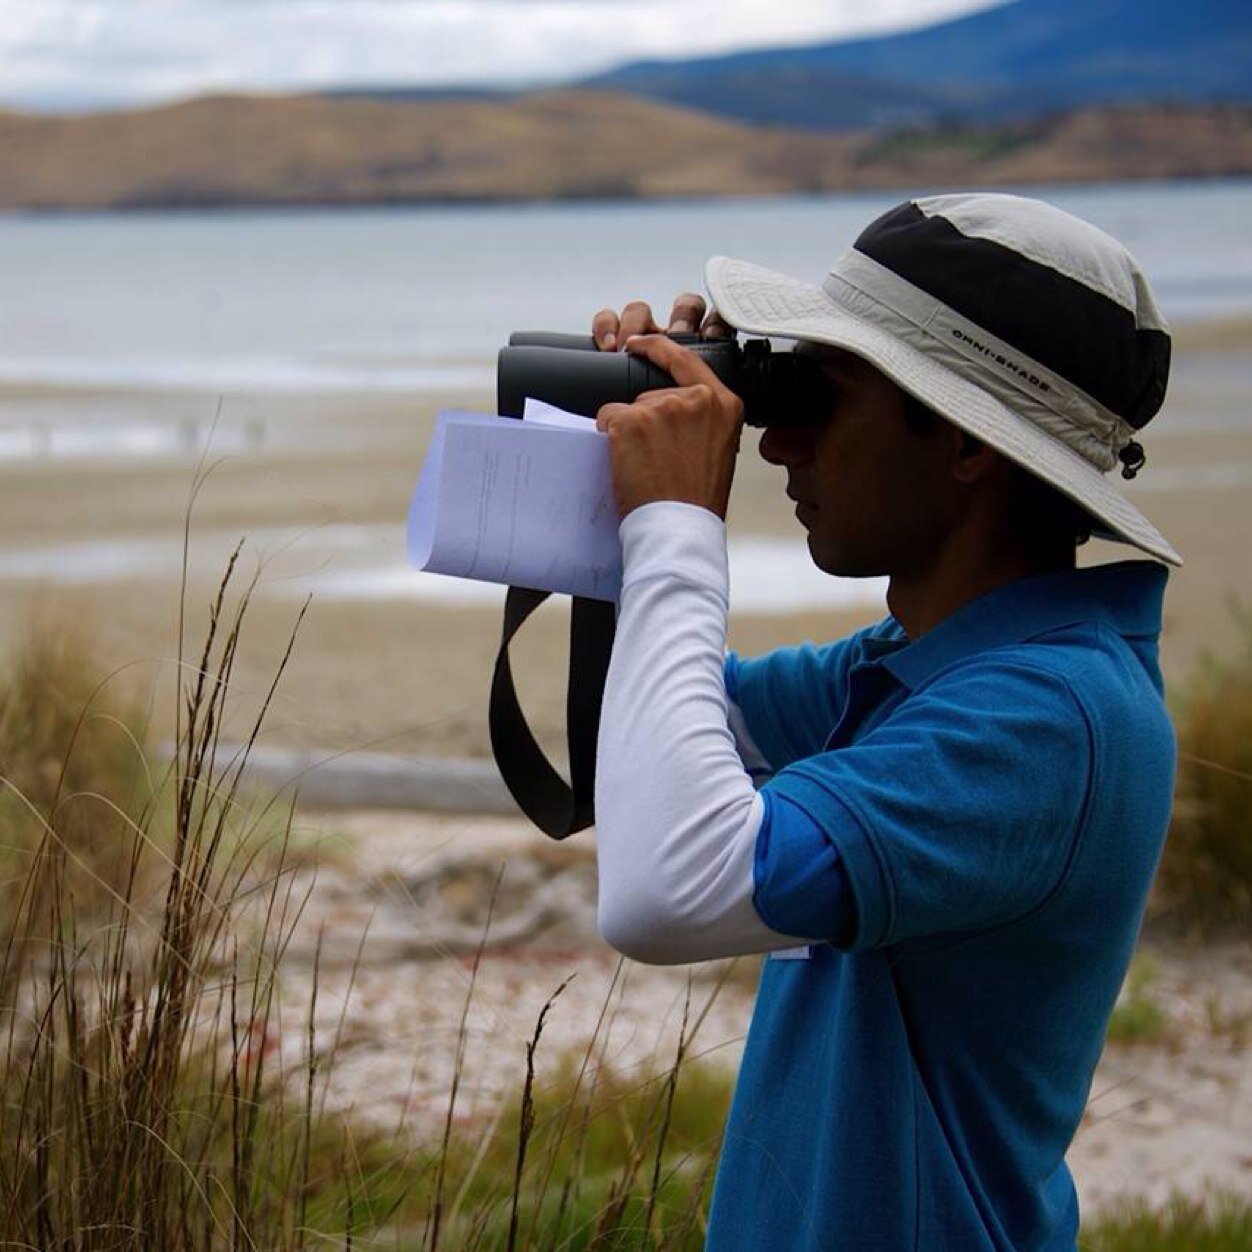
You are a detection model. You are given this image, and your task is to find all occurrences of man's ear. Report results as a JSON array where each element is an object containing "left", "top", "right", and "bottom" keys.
[{"left": 947, "top": 427, "right": 1004, "bottom": 486}]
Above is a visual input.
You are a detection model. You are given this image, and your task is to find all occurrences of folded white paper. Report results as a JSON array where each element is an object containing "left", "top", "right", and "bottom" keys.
[{"left": 407, "top": 407, "right": 622, "bottom": 602}]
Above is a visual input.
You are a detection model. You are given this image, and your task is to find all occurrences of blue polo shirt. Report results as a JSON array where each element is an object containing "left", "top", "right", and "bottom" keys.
[{"left": 708, "top": 561, "right": 1175, "bottom": 1252}]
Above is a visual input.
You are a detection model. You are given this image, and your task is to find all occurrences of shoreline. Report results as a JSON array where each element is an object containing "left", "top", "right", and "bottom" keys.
[
  {"left": 2, "top": 171, "right": 1250, "bottom": 218},
  {"left": 0, "top": 316, "right": 1249, "bottom": 761}
]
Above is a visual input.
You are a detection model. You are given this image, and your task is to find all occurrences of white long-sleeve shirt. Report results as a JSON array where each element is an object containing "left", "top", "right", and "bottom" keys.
[{"left": 594, "top": 501, "right": 808, "bottom": 964}]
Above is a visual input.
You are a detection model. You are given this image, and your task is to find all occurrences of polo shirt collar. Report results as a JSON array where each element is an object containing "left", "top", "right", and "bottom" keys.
[{"left": 878, "top": 560, "right": 1168, "bottom": 692}]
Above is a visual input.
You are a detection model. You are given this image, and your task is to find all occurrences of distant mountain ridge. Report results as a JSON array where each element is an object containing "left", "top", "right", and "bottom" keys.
[
  {"left": 2, "top": 94, "right": 1250, "bottom": 213},
  {"left": 584, "top": 0, "right": 1252, "bottom": 130}
]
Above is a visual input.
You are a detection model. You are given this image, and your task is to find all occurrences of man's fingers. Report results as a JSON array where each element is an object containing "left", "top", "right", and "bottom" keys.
[
  {"left": 667, "top": 292, "right": 707, "bottom": 335},
  {"left": 596, "top": 400, "right": 638, "bottom": 432},
  {"left": 592, "top": 309, "right": 621, "bottom": 351},
  {"left": 595, "top": 303, "right": 662, "bottom": 351},
  {"left": 597, "top": 388, "right": 689, "bottom": 433},
  {"left": 619, "top": 301, "right": 664, "bottom": 343},
  {"left": 594, "top": 296, "right": 732, "bottom": 350}
]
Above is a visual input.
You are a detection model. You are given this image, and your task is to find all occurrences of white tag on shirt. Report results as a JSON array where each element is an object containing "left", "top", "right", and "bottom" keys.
[{"left": 770, "top": 945, "right": 813, "bottom": 961}]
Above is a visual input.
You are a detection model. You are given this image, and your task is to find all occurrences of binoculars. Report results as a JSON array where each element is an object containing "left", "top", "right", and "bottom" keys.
[
  {"left": 491, "top": 328, "right": 835, "bottom": 839},
  {"left": 497, "top": 331, "right": 834, "bottom": 426}
]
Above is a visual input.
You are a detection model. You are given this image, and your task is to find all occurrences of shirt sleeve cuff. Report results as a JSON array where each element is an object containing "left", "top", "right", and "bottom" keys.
[
  {"left": 753, "top": 790, "right": 857, "bottom": 947},
  {"left": 763, "top": 775, "right": 895, "bottom": 950}
]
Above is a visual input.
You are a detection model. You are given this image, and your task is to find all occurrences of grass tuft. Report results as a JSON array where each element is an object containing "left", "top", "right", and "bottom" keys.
[
  {"left": 1105, "top": 955, "right": 1171, "bottom": 1047},
  {"left": 0, "top": 615, "right": 152, "bottom": 982},
  {"left": 0, "top": 552, "right": 317, "bottom": 1250},
  {"left": 1158, "top": 603, "right": 1252, "bottom": 932},
  {"left": 1083, "top": 1193, "right": 1252, "bottom": 1251}
]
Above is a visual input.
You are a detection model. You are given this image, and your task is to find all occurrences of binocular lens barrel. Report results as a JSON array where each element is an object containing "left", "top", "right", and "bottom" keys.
[
  {"left": 497, "top": 345, "right": 674, "bottom": 420},
  {"left": 507, "top": 332, "right": 599, "bottom": 352},
  {"left": 497, "top": 331, "right": 833, "bottom": 427}
]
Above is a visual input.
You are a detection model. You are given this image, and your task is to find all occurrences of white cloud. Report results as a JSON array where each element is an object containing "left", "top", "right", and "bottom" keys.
[{"left": 0, "top": 0, "right": 1000, "bottom": 111}]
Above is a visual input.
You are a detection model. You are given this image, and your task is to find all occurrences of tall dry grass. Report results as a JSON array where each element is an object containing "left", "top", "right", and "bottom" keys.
[
  {"left": 0, "top": 548, "right": 326, "bottom": 1248},
  {"left": 0, "top": 549, "right": 730, "bottom": 1249},
  {"left": 0, "top": 614, "right": 151, "bottom": 993}
]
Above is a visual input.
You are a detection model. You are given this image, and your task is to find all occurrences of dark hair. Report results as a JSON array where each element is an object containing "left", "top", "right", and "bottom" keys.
[{"left": 899, "top": 393, "right": 1093, "bottom": 552}]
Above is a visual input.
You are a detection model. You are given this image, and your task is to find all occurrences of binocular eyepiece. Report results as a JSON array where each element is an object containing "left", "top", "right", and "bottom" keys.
[{"left": 497, "top": 332, "right": 834, "bottom": 427}]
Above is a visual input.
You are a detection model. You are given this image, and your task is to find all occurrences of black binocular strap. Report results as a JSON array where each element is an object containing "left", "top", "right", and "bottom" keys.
[{"left": 489, "top": 586, "right": 616, "bottom": 839}]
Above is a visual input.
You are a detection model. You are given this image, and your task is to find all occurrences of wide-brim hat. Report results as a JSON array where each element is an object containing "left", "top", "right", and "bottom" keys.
[{"left": 706, "top": 192, "right": 1181, "bottom": 565}]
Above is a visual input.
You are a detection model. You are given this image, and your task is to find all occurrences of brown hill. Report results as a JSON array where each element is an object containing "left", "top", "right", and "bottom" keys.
[{"left": 1, "top": 91, "right": 1249, "bottom": 211}]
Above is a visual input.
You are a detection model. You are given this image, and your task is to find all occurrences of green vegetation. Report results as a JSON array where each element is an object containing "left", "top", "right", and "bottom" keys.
[
  {"left": 0, "top": 615, "right": 151, "bottom": 976},
  {"left": 1105, "top": 954, "right": 1171, "bottom": 1047},
  {"left": 1083, "top": 1194, "right": 1252, "bottom": 1251},
  {"left": 860, "top": 123, "right": 1036, "bottom": 166},
  {"left": 312, "top": 1050, "right": 732, "bottom": 1250},
  {"left": 1158, "top": 604, "right": 1252, "bottom": 932}
]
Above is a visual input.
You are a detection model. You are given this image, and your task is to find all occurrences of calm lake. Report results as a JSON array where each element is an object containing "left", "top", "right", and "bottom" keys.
[{"left": 1, "top": 179, "right": 1251, "bottom": 396}]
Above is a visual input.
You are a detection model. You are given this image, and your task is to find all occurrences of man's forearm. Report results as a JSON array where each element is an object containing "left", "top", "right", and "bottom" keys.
[{"left": 594, "top": 501, "right": 807, "bottom": 964}]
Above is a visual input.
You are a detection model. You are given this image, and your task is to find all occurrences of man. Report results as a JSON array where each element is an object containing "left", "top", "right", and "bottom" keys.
[{"left": 587, "top": 194, "right": 1179, "bottom": 1251}]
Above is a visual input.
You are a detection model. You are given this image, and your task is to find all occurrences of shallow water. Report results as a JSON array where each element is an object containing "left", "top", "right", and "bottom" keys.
[
  {"left": 2, "top": 181, "right": 1250, "bottom": 400},
  {"left": 0, "top": 522, "right": 890, "bottom": 615},
  {"left": 0, "top": 414, "right": 263, "bottom": 462}
]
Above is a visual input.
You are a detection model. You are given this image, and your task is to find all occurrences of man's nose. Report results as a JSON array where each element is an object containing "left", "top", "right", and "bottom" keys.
[{"left": 758, "top": 424, "right": 815, "bottom": 467}]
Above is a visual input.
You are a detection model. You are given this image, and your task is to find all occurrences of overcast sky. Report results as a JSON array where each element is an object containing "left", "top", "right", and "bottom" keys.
[{"left": 0, "top": 0, "right": 1002, "bottom": 112}]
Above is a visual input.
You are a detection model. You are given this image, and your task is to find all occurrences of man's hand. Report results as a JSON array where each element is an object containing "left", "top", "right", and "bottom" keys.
[
  {"left": 592, "top": 294, "right": 734, "bottom": 352},
  {"left": 596, "top": 335, "right": 744, "bottom": 521}
]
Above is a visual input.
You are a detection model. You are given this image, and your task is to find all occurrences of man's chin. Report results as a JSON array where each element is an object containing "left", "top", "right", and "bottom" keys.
[{"left": 806, "top": 536, "right": 885, "bottom": 580}]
